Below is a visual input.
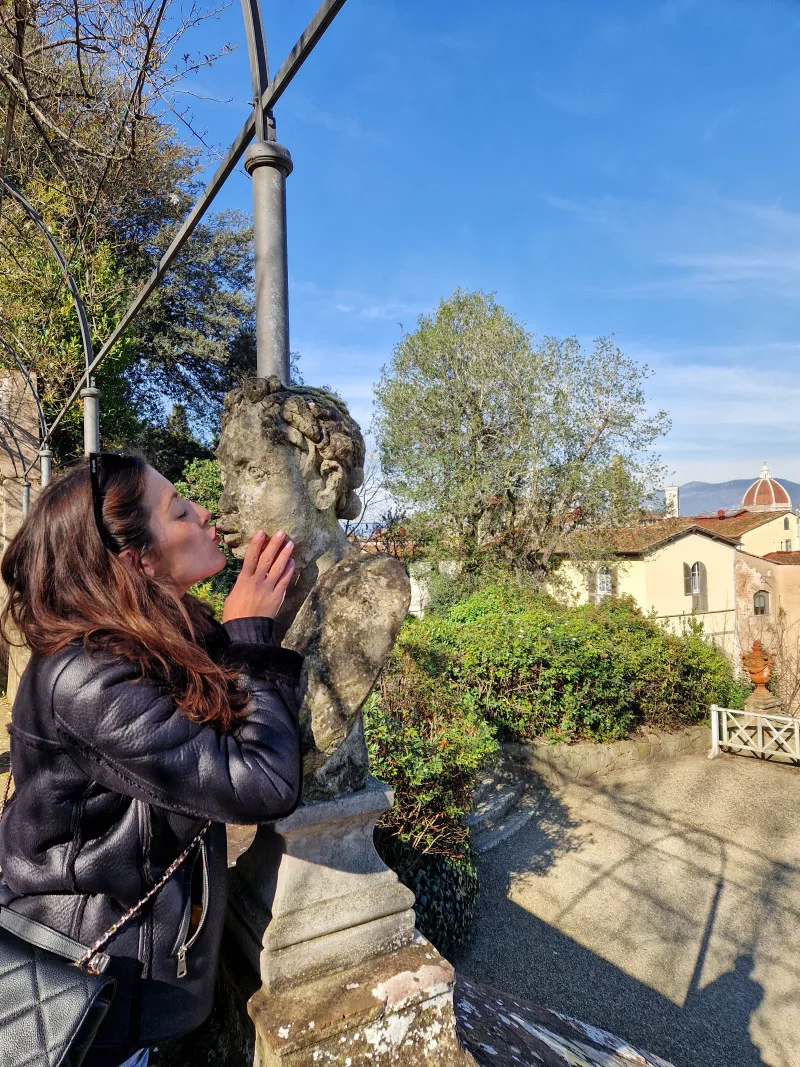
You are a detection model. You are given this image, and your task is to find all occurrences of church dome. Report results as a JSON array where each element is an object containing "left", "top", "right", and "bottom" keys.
[{"left": 741, "top": 462, "right": 792, "bottom": 511}]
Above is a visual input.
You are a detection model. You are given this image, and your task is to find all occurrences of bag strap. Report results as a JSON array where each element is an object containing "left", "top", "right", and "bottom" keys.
[{"left": 1, "top": 767, "right": 211, "bottom": 974}]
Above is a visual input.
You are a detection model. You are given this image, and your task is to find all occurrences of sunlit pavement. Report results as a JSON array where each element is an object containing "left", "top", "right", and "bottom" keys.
[{"left": 456, "top": 752, "right": 800, "bottom": 1067}]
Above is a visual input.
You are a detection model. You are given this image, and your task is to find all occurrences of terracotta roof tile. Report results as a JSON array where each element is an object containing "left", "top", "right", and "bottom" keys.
[
  {"left": 692, "top": 510, "right": 790, "bottom": 537},
  {"left": 763, "top": 551, "right": 800, "bottom": 565},
  {"left": 566, "top": 518, "right": 737, "bottom": 556}
]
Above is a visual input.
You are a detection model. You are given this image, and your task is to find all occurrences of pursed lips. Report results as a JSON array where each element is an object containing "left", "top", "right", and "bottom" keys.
[{"left": 214, "top": 513, "right": 241, "bottom": 548}]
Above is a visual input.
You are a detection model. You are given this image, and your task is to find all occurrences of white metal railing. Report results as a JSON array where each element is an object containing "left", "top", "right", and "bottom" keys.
[{"left": 709, "top": 704, "right": 800, "bottom": 763}]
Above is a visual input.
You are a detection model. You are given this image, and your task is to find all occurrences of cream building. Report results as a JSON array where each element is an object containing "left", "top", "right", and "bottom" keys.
[
  {"left": 554, "top": 464, "right": 800, "bottom": 667},
  {"left": 555, "top": 522, "right": 740, "bottom": 659}
]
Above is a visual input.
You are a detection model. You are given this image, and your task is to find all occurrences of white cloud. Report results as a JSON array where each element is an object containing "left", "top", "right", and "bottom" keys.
[
  {"left": 631, "top": 344, "right": 800, "bottom": 483},
  {"left": 535, "top": 86, "right": 616, "bottom": 118},
  {"left": 290, "top": 277, "right": 427, "bottom": 323},
  {"left": 543, "top": 189, "right": 800, "bottom": 300},
  {"left": 285, "top": 93, "right": 373, "bottom": 141},
  {"left": 290, "top": 338, "right": 382, "bottom": 430}
]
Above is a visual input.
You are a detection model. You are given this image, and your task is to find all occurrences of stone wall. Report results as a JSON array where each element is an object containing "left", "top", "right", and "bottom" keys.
[
  {"left": 503, "top": 724, "right": 709, "bottom": 788},
  {"left": 0, "top": 370, "right": 42, "bottom": 698}
]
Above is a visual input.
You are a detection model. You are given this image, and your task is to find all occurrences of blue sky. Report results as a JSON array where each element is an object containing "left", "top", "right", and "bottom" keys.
[{"left": 180, "top": 0, "right": 800, "bottom": 485}]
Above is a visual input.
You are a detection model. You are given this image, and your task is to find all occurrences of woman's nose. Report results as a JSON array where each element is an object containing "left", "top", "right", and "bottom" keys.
[{"left": 196, "top": 504, "right": 212, "bottom": 525}]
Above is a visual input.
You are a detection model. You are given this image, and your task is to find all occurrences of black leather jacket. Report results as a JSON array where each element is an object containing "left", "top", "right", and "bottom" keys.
[{"left": 0, "top": 617, "right": 302, "bottom": 1063}]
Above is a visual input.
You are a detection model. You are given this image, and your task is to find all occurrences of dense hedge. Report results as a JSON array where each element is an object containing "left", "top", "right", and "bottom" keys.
[
  {"left": 365, "top": 585, "right": 749, "bottom": 951},
  {"left": 396, "top": 585, "right": 750, "bottom": 743}
]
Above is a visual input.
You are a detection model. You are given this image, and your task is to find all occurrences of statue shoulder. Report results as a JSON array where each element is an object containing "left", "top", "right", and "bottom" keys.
[{"left": 283, "top": 552, "right": 410, "bottom": 656}]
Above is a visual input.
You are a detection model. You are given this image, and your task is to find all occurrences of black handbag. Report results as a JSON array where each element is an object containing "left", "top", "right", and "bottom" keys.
[{"left": 0, "top": 770, "right": 210, "bottom": 1067}]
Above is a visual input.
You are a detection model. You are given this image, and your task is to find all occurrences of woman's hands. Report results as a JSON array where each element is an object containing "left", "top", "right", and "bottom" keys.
[{"left": 222, "top": 530, "right": 295, "bottom": 622}]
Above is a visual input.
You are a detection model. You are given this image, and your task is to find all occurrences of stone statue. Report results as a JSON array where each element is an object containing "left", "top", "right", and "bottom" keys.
[{"left": 216, "top": 377, "right": 410, "bottom": 800}]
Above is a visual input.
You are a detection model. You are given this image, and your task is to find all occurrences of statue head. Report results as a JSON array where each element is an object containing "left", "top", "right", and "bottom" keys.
[{"left": 216, "top": 377, "right": 365, "bottom": 568}]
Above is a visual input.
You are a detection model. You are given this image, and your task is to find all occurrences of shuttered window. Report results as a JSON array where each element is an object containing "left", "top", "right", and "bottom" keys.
[
  {"left": 754, "top": 591, "right": 770, "bottom": 616},
  {"left": 691, "top": 561, "right": 708, "bottom": 613}
]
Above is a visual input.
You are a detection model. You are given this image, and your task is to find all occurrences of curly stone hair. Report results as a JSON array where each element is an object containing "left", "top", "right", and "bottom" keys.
[{"left": 227, "top": 377, "right": 366, "bottom": 520}]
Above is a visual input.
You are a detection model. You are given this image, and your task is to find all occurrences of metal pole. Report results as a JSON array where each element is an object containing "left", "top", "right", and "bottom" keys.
[
  {"left": 81, "top": 379, "right": 100, "bottom": 455},
  {"left": 39, "top": 445, "right": 52, "bottom": 487},
  {"left": 21, "top": 480, "right": 30, "bottom": 519},
  {"left": 245, "top": 140, "right": 293, "bottom": 381},
  {"left": 241, "top": 0, "right": 293, "bottom": 383}
]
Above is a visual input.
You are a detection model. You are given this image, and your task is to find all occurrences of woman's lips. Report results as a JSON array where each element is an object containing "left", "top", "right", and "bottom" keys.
[{"left": 215, "top": 515, "right": 241, "bottom": 548}]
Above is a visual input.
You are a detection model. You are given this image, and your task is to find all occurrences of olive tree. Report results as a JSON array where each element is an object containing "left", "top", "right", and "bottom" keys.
[{"left": 373, "top": 289, "right": 670, "bottom": 578}]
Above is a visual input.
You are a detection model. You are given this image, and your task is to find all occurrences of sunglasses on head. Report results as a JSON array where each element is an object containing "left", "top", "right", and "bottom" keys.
[{"left": 89, "top": 452, "right": 138, "bottom": 552}]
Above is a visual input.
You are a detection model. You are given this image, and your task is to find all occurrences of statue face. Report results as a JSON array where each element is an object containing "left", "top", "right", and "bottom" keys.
[{"left": 215, "top": 392, "right": 340, "bottom": 568}]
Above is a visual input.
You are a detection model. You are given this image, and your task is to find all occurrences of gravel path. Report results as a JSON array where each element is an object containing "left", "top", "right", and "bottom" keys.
[{"left": 455, "top": 752, "right": 800, "bottom": 1067}]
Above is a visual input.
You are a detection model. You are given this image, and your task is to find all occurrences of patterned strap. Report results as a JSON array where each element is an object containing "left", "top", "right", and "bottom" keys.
[{"left": 1, "top": 768, "right": 211, "bottom": 975}]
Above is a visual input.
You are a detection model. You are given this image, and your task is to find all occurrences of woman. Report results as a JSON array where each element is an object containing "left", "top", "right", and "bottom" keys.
[{"left": 0, "top": 453, "right": 302, "bottom": 1067}]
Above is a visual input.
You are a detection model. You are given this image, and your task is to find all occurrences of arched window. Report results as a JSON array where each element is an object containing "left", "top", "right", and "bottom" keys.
[
  {"left": 690, "top": 562, "right": 701, "bottom": 595},
  {"left": 597, "top": 565, "right": 613, "bottom": 599},
  {"left": 754, "top": 591, "right": 770, "bottom": 616},
  {"left": 785, "top": 517, "right": 791, "bottom": 530},
  {"left": 588, "top": 565, "right": 617, "bottom": 604}
]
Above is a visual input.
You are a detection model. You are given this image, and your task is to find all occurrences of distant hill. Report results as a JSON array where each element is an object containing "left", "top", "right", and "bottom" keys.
[{"left": 678, "top": 478, "right": 800, "bottom": 516}]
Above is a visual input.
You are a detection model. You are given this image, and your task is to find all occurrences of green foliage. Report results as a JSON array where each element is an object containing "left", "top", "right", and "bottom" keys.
[
  {"left": 363, "top": 658, "right": 495, "bottom": 953},
  {"left": 175, "top": 458, "right": 223, "bottom": 514},
  {"left": 176, "top": 458, "right": 240, "bottom": 597},
  {"left": 131, "top": 404, "right": 214, "bottom": 483},
  {"left": 190, "top": 581, "right": 225, "bottom": 622},
  {"left": 393, "top": 586, "right": 748, "bottom": 745},
  {"left": 373, "top": 289, "right": 670, "bottom": 576},
  {"left": 0, "top": 8, "right": 255, "bottom": 459},
  {"left": 373, "top": 830, "right": 478, "bottom": 957},
  {"left": 365, "top": 584, "right": 746, "bottom": 950},
  {"left": 363, "top": 676, "right": 497, "bottom": 858}
]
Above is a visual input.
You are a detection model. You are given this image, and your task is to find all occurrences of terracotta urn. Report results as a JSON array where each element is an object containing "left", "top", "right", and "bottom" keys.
[{"left": 741, "top": 640, "right": 775, "bottom": 699}]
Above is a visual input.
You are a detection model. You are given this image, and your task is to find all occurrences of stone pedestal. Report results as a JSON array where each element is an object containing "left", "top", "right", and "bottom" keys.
[
  {"left": 744, "top": 693, "right": 782, "bottom": 714},
  {"left": 227, "top": 777, "right": 416, "bottom": 992},
  {"left": 224, "top": 777, "right": 477, "bottom": 1067}
]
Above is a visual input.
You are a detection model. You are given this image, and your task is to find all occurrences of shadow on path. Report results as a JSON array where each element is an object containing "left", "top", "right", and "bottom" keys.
[
  {"left": 457, "top": 901, "right": 768, "bottom": 1067},
  {"left": 456, "top": 767, "right": 779, "bottom": 1067},
  {"left": 683, "top": 954, "right": 766, "bottom": 1067}
]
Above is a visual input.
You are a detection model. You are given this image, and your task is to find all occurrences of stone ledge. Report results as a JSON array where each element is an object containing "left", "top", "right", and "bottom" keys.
[
  {"left": 455, "top": 976, "right": 675, "bottom": 1066},
  {"left": 503, "top": 723, "right": 709, "bottom": 788},
  {"left": 248, "top": 933, "right": 476, "bottom": 1067}
]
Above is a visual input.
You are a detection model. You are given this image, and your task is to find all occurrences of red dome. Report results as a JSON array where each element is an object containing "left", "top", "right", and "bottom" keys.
[{"left": 741, "top": 462, "right": 791, "bottom": 510}]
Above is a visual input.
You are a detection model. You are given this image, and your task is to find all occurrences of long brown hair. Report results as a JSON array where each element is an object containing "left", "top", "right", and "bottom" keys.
[{"left": 0, "top": 458, "right": 248, "bottom": 729}]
